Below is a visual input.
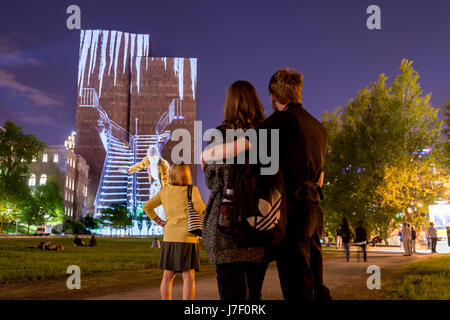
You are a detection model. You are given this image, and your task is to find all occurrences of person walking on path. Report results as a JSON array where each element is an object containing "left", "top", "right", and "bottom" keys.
[
  {"left": 336, "top": 225, "right": 343, "bottom": 249},
  {"left": 354, "top": 221, "right": 368, "bottom": 262},
  {"left": 401, "top": 223, "right": 411, "bottom": 256},
  {"left": 411, "top": 226, "right": 417, "bottom": 254},
  {"left": 426, "top": 222, "right": 438, "bottom": 253},
  {"left": 446, "top": 226, "right": 450, "bottom": 247},
  {"left": 323, "top": 229, "right": 330, "bottom": 247},
  {"left": 143, "top": 164, "right": 206, "bottom": 300},
  {"left": 341, "top": 218, "right": 354, "bottom": 262}
]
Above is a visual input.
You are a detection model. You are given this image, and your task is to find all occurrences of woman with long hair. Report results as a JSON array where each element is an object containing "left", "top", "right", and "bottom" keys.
[{"left": 202, "top": 80, "right": 268, "bottom": 300}]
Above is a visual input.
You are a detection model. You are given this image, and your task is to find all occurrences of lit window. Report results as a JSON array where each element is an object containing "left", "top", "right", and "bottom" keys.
[
  {"left": 42, "top": 154, "right": 48, "bottom": 162},
  {"left": 53, "top": 154, "right": 59, "bottom": 163},
  {"left": 40, "top": 174, "right": 47, "bottom": 185},
  {"left": 28, "top": 174, "right": 36, "bottom": 186}
]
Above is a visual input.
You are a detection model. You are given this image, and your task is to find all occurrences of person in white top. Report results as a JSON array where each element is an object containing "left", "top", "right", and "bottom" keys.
[{"left": 401, "top": 223, "right": 411, "bottom": 256}]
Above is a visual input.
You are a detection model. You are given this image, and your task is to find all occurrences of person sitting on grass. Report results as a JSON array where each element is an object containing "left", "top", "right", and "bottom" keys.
[
  {"left": 88, "top": 235, "right": 97, "bottom": 247},
  {"left": 73, "top": 234, "right": 87, "bottom": 247},
  {"left": 47, "top": 242, "right": 64, "bottom": 251},
  {"left": 37, "top": 241, "right": 46, "bottom": 250},
  {"left": 152, "top": 237, "right": 161, "bottom": 248},
  {"left": 143, "top": 163, "right": 206, "bottom": 300},
  {"left": 36, "top": 241, "right": 64, "bottom": 251}
]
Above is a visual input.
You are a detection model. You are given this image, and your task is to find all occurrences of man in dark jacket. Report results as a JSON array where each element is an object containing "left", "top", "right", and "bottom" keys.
[
  {"left": 355, "top": 221, "right": 368, "bottom": 262},
  {"left": 447, "top": 226, "right": 450, "bottom": 247},
  {"left": 258, "top": 68, "right": 330, "bottom": 300}
]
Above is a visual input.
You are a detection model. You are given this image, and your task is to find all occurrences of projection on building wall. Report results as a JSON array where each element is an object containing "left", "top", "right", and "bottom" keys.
[{"left": 75, "top": 30, "right": 197, "bottom": 235}]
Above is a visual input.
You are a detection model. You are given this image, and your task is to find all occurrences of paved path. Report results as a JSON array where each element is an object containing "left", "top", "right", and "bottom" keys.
[{"left": 88, "top": 247, "right": 443, "bottom": 300}]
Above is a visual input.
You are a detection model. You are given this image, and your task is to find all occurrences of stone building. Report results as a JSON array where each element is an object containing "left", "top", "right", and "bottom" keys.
[
  {"left": 64, "top": 149, "right": 90, "bottom": 219},
  {"left": 75, "top": 29, "right": 197, "bottom": 221},
  {"left": 28, "top": 143, "right": 90, "bottom": 220},
  {"left": 28, "top": 145, "right": 67, "bottom": 197}
]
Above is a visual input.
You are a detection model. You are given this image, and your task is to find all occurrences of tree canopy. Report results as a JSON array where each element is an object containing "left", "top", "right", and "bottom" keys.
[{"left": 321, "top": 59, "right": 446, "bottom": 238}]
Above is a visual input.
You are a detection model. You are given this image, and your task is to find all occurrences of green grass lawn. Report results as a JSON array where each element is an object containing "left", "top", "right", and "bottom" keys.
[
  {"left": 0, "top": 237, "right": 210, "bottom": 284},
  {"left": 0, "top": 224, "right": 36, "bottom": 235},
  {"left": 388, "top": 256, "right": 450, "bottom": 300}
]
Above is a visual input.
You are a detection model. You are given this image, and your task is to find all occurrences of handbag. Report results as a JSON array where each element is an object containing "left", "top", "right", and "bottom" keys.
[{"left": 187, "top": 185, "right": 202, "bottom": 236}]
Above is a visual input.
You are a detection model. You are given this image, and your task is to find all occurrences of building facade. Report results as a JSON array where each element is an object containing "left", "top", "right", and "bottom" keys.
[
  {"left": 75, "top": 29, "right": 197, "bottom": 228},
  {"left": 28, "top": 144, "right": 90, "bottom": 220},
  {"left": 28, "top": 145, "right": 67, "bottom": 196},
  {"left": 64, "top": 149, "right": 90, "bottom": 219}
]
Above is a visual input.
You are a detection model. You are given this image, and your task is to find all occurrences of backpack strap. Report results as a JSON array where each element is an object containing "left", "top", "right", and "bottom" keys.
[{"left": 187, "top": 184, "right": 193, "bottom": 201}]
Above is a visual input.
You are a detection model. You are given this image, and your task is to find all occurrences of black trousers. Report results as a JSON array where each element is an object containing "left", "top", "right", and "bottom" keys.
[
  {"left": 275, "top": 201, "right": 331, "bottom": 300},
  {"left": 431, "top": 237, "right": 438, "bottom": 252},
  {"left": 358, "top": 244, "right": 367, "bottom": 262},
  {"left": 216, "top": 262, "right": 268, "bottom": 300}
]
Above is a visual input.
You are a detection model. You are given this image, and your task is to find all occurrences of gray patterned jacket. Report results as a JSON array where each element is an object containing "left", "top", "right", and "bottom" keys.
[{"left": 201, "top": 125, "right": 266, "bottom": 265}]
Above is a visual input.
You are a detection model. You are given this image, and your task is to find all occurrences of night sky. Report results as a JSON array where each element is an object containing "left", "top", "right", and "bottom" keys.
[{"left": 1, "top": 0, "right": 449, "bottom": 198}]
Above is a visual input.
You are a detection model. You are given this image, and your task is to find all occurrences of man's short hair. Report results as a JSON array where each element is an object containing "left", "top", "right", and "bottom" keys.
[{"left": 268, "top": 68, "right": 303, "bottom": 104}]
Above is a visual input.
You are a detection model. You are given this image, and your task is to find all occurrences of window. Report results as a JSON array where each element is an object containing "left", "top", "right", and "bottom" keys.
[
  {"left": 32, "top": 157, "right": 36, "bottom": 163},
  {"left": 65, "top": 177, "right": 69, "bottom": 188},
  {"left": 42, "top": 154, "right": 48, "bottom": 162},
  {"left": 28, "top": 174, "right": 36, "bottom": 186},
  {"left": 40, "top": 174, "right": 47, "bottom": 185},
  {"left": 71, "top": 180, "right": 74, "bottom": 191},
  {"left": 53, "top": 154, "right": 59, "bottom": 163},
  {"left": 64, "top": 191, "right": 67, "bottom": 201}
]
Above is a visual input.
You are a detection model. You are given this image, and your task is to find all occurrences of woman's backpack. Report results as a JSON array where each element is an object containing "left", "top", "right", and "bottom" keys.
[{"left": 222, "top": 162, "right": 287, "bottom": 247}]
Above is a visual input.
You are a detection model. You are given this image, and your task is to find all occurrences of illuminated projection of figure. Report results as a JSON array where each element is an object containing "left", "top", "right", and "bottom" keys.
[
  {"left": 128, "top": 145, "right": 170, "bottom": 234},
  {"left": 129, "top": 145, "right": 169, "bottom": 188}
]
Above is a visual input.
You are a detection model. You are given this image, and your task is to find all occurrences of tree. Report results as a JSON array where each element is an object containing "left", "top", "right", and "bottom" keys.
[
  {"left": 80, "top": 215, "right": 100, "bottom": 231},
  {"left": 440, "top": 100, "right": 450, "bottom": 171},
  {"left": 98, "top": 204, "right": 131, "bottom": 236},
  {"left": 321, "top": 59, "right": 444, "bottom": 239},
  {"left": 21, "top": 178, "right": 65, "bottom": 232},
  {"left": 63, "top": 218, "right": 86, "bottom": 234},
  {"left": 136, "top": 212, "right": 144, "bottom": 236},
  {"left": 0, "top": 121, "right": 46, "bottom": 199},
  {"left": 0, "top": 200, "right": 21, "bottom": 234},
  {"left": 145, "top": 214, "right": 153, "bottom": 235},
  {"left": 0, "top": 121, "right": 46, "bottom": 233}
]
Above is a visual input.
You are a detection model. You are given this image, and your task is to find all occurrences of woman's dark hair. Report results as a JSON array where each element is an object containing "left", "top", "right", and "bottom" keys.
[
  {"left": 342, "top": 217, "right": 353, "bottom": 231},
  {"left": 223, "top": 80, "right": 266, "bottom": 129}
]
